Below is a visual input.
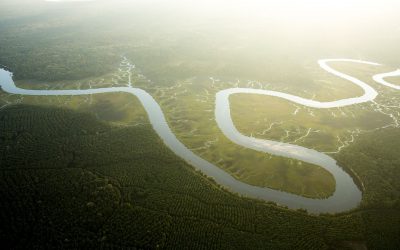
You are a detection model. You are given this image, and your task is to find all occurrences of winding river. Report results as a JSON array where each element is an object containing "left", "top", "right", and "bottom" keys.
[{"left": 1, "top": 59, "right": 399, "bottom": 213}]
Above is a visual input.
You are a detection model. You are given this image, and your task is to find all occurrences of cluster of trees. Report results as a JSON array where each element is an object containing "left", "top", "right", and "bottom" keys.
[
  {"left": 0, "top": 104, "right": 399, "bottom": 249},
  {"left": 0, "top": 43, "right": 118, "bottom": 82},
  {"left": 336, "top": 127, "right": 400, "bottom": 209},
  {"left": 0, "top": 9, "right": 120, "bottom": 82}
]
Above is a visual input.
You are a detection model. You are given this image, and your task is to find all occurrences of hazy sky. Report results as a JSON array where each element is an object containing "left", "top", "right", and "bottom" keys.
[{"left": 2, "top": 0, "right": 399, "bottom": 64}]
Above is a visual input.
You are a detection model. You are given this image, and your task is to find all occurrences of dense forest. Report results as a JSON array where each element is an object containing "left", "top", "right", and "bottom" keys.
[{"left": 0, "top": 104, "right": 399, "bottom": 249}]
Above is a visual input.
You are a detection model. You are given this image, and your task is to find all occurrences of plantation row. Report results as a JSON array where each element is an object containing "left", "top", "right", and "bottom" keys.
[{"left": 0, "top": 104, "right": 399, "bottom": 249}]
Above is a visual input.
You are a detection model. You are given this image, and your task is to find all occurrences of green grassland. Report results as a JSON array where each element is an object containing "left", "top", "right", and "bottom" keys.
[
  {"left": 228, "top": 63, "right": 400, "bottom": 196},
  {"left": 139, "top": 62, "right": 398, "bottom": 199},
  {"left": 143, "top": 76, "right": 337, "bottom": 198},
  {"left": 229, "top": 64, "right": 400, "bottom": 152}
]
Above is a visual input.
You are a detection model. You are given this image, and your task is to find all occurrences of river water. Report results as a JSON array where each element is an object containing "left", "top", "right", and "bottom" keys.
[{"left": 1, "top": 60, "right": 397, "bottom": 213}]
